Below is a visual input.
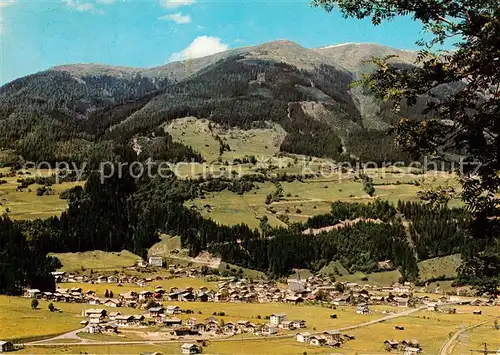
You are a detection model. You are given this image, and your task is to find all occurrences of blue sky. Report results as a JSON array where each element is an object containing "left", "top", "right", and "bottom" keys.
[{"left": 1, "top": 0, "right": 429, "bottom": 84}]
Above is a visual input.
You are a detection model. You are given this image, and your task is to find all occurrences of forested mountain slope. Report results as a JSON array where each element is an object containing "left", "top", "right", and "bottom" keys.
[{"left": 0, "top": 40, "right": 425, "bottom": 164}]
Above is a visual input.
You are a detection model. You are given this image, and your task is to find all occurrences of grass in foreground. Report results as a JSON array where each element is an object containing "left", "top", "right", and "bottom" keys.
[{"left": 0, "top": 296, "right": 90, "bottom": 341}]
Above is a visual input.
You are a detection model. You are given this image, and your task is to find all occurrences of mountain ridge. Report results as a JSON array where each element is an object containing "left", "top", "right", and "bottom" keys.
[
  {"left": 7, "top": 40, "right": 417, "bottom": 84},
  {"left": 0, "top": 40, "right": 421, "bottom": 165}
]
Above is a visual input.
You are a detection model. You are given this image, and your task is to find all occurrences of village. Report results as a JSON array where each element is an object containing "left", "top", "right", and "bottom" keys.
[{"left": 16, "top": 256, "right": 498, "bottom": 355}]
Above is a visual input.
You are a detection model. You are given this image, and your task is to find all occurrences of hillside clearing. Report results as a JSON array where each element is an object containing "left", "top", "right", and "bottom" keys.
[{"left": 49, "top": 251, "right": 140, "bottom": 273}]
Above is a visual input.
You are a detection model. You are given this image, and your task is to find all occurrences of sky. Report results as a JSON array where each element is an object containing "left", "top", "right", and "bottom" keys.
[{"left": 1, "top": 0, "right": 432, "bottom": 84}]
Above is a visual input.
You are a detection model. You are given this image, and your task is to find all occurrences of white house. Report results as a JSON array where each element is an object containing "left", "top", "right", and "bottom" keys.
[
  {"left": 270, "top": 312, "right": 287, "bottom": 326},
  {"left": 25, "top": 289, "right": 41, "bottom": 298},
  {"left": 181, "top": 343, "right": 201, "bottom": 354},
  {"left": 88, "top": 313, "right": 104, "bottom": 325},
  {"left": 148, "top": 256, "right": 164, "bottom": 267},
  {"left": 296, "top": 332, "right": 311, "bottom": 343},
  {"left": 166, "top": 305, "right": 181, "bottom": 315}
]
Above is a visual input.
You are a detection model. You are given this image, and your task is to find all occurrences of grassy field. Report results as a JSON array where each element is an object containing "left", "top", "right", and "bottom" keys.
[
  {"left": 417, "top": 254, "right": 462, "bottom": 281},
  {"left": 166, "top": 117, "right": 222, "bottom": 163},
  {"left": 148, "top": 234, "right": 183, "bottom": 257},
  {"left": 315, "top": 254, "right": 462, "bottom": 287},
  {"left": 187, "top": 170, "right": 461, "bottom": 227},
  {"left": 218, "top": 261, "right": 267, "bottom": 280},
  {"left": 1, "top": 293, "right": 396, "bottom": 344},
  {"left": 49, "top": 250, "right": 140, "bottom": 272},
  {"left": 0, "top": 296, "right": 91, "bottom": 341},
  {"left": 19, "top": 339, "right": 338, "bottom": 355},
  {"left": 166, "top": 117, "right": 286, "bottom": 164},
  {"left": 215, "top": 122, "right": 286, "bottom": 161},
  {"left": 20, "top": 344, "right": 181, "bottom": 354},
  {"left": 3, "top": 290, "right": 496, "bottom": 354},
  {"left": 450, "top": 322, "right": 500, "bottom": 354},
  {"left": 0, "top": 176, "right": 83, "bottom": 220},
  {"left": 128, "top": 302, "right": 400, "bottom": 332},
  {"left": 186, "top": 185, "right": 287, "bottom": 229},
  {"left": 345, "top": 307, "right": 498, "bottom": 355}
]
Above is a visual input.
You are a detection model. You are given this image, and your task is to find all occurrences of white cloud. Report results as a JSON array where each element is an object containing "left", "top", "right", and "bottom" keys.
[
  {"left": 160, "top": 0, "right": 195, "bottom": 9},
  {"left": 1, "top": 0, "right": 16, "bottom": 35},
  {"left": 62, "top": 0, "right": 116, "bottom": 14},
  {"left": 169, "top": 35, "right": 229, "bottom": 62},
  {"left": 159, "top": 12, "right": 191, "bottom": 24},
  {"left": 63, "top": 0, "right": 102, "bottom": 14},
  {"left": 0, "top": 0, "right": 16, "bottom": 7}
]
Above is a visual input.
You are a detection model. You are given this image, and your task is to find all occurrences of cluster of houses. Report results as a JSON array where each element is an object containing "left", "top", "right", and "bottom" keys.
[
  {"left": 49, "top": 259, "right": 201, "bottom": 285},
  {"left": 296, "top": 330, "right": 354, "bottom": 348},
  {"left": 285, "top": 276, "right": 500, "bottom": 308},
  {"left": 139, "top": 345, "right": 203, "bottom": 355},
  {"left": 24, "top": 285, "right": 211, "bottom": 306},
  {"left": 82, "top": 306, "right": 306, "bottom": 340},
  {"left": 384, "top": 339, "right": 422, "bottom": 354},
  {"left": 24, "top": 275, "right": 497, "bottom": 313}
]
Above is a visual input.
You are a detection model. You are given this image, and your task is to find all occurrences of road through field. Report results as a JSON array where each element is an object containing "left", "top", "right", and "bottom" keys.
[{"left": 438, "top": 318, "right": 497, "bottom": 355}]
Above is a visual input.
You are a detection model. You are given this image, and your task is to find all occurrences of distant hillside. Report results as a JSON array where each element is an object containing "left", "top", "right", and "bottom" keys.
[
  {"left": 314, "top": 43, "right": 418, "bottom": 72},
  {"left": 0, "top": 40, "right": 426, "bottom": 164}
]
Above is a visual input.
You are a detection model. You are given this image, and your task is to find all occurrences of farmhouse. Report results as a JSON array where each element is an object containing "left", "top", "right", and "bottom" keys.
[
  {"left": 115, "top": 315, "right": 134, "bottom": 326},
  {"left": 401, "top": 339, "right": 421, "bottom": 350},
  {"left": 138, "top": 291, "right": 153, "bottom": 301},
  {"left": 404, "top": 347, "right": 422, "bottom": 354},
  {"left": 84, "top": 308, "right": 107, "bottom": 317},
  {"left": 88, "top": 297, "right": 101, "bottom": 305},
  {"left": 384, "top": 339, "right": 399, "bottom": 350},
  {"left": 237, "top": 320, "right": 250, "bottom": 328},
  {"left": 108, "top": 312, "right": 121, "bottom": 321},
  {"left": 356, "top": 304, "right": 370, "bottom": 315},
  {"left": 148, "top": 307, "right": 164, "bottom": 317},
  {"left": 223, "top": 322, "right": 236, "bottom": 333},
  {"left": 426, "top": 302, "right": 438, "bottom": 311},
  {"left": 103, "top": 298, "right": 121, "bottom": 307},
  {"left": 0, "top": 341, "right": 14, "bottom": 353},
  {"left": 285, "top": 296, "right": 304, "bottom": 305},
  {"left": 137, "top": 259, "right": 148, "bottom": 268},
  {"left": 166, "top": 305, "right": 181, "bottom": 314},
  {"left": 180, "top": 343, "right": 201, "bottom": 354},
  {"left": 133, "top": 315, "right": 145, "bottom": 326},
  {"left": 88, "top": 313, "right": 105, "bottom": 325},
  {"left": 204, "top": 319, "right": 219, "bottom": 332},
  {"left": 107, "top": 275, "right": 119, "bottom": 283},
  {"left": 279, "top": 321, "right": 295, "bottom": 330},
  {"left": 332, "top": 295, "right": 351, "bottom": 306},
  {"left": 164, "top": 318, "right": 182, "bottom": 328},
  {"left": 296, "top": 332, "right": 311, "bottom": 343},
  {"left": 96, "top": 276, "right": 107, "bottom": 284},
  {"left": 309, "top": 335, "right": 327, "bottom": 346},
  {"left": 394, "top": 297, "right": 409, "bottom": 307},
  {"left": 261, "top": 324, "right": 278, "bottom": 336},
  {"left": 25, "top": 289, "right": 41, "bottom": 299},
  {"left": 323, "top": 330, "right": 342, "bottom": 345}
]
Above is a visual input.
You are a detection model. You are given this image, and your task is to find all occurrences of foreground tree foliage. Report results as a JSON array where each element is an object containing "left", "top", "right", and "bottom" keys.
[
  {"left": 313, "top": 0, "right": 500, "bottom": 295},
  {"left": 0, "top": 215, "right": 56, "bottom": 294}
]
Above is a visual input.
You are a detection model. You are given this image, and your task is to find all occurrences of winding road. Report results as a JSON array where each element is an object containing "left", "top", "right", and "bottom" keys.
[{"left": 439, "top": 318, "right": 497, "bottom": 355}]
